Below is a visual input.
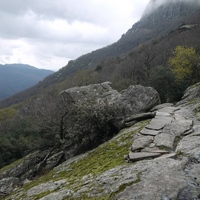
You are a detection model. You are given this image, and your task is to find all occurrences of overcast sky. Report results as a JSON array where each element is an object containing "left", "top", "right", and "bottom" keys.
[{"left": 0, "top": 0, "right": 150, "bottom": 71}]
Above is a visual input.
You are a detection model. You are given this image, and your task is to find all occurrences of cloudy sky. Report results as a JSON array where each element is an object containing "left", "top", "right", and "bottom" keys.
[{"left": 0, "top": 0, "right": 150, "bottom": 71}]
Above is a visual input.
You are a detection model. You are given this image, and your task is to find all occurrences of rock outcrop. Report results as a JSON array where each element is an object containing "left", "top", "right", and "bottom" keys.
[
  {"left": 61, "top": 82, "right": 160, "bottom": 120},
  {"left": 2, "top": 82, "right": 200, "bottom": 199},
  {"left": 0, "top": 82, "right": 160, "bottom": 199}
]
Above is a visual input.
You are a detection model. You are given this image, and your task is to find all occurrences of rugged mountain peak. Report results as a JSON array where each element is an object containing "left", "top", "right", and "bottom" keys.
[
  {"left": 142, "top": 0, "right": 200, "bottom": 17},
  {"left": 125, "top": 0, "right": 200, "bottom": 36}
]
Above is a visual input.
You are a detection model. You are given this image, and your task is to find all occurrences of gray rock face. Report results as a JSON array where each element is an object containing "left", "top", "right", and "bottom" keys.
[
  {"left": 61, "top": 82, "right": 119, "bottom": 103},
  {"left": 154, "top": 133, "right": 175, "bottom": 150},
  {"left": 116, "top": 85, "right": 160, "bottom": 117},
  {"left": 177, "top": 82, "right": 200, "bottom": 106},
  {"left": 162, "top": 120, "right": 193, "bottom": 137},
  {"left": 0, "top": 150, "right": 48, "bottom": 180},
  {"left": 129, "top": 105, "right": 186, "bottom": 162},
  {"left": 145, "top": 116, "right": 173, "bottom": 130},
  {"left": 3, "top": 82, "right": 200, "bottom": 200},
  {"left": 62, "top": 82, "right": 160, "bottom": 120},
  {"left": 26, "top": 180, "right": 67, "bottom": 198},
  {"left": 0, "top": 82, "right": 160, "bottom": 197},
  {"left": 140, "top": 127, "right": 160, "bottom": 136},
  {"left": 128, "top": 152, "right": 161, "bottom": 161},
  {"left": 45, "top": 151, "right": 64, "bottom": 170},
  {"left": 114, "top": 159, "right": 187, "bottom": 200},
  {"left": 0, "top": 177, "right": 21, "bottom": 197},
  {"left": 131, "top": 136, "right": 154, "bottom": 151}
]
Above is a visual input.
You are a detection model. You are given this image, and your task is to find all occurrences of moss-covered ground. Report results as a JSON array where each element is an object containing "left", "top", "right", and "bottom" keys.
[
  {"left": 0, "top": 158, "right": 24, "bottom": 175},
  {"left": 6, "top": 120, "right": 150, "bottom": 200}
]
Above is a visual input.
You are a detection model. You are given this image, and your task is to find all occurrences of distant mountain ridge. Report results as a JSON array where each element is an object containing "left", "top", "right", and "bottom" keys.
[{"left": 0, "top": 64, "right": 53, "bottom": 99}]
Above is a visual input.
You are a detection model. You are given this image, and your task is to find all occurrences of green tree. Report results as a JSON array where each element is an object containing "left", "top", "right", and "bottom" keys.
[
  {"left": 147, "top": 66, "right": 182, "bottom": 102},
  {"left": 0, "top": 107, "right": 18, "bottom": 135},
  {"left": 169, "top": 46, "right": 200, "bottom": 84}
]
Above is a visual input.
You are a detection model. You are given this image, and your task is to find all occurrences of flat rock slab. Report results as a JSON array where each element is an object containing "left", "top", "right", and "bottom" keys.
[
  {"left": 157, "top": 106, "right": 180, "bottom": 114},
  {"left": 140, "top": 128, "right": 160, "bottom": 136},
  {"left": 124, "top": 112, "right": 155, "bottom": 122},
  {"left": 141, "top": 148, "right": 169, "bottom": 154},
  {"left": 162, "top": 120, "right": 193, "bottom": 137},
  {"left": 154, "top": 133, "right": 175, "bottom": 150},
  {"left": 145, "top": 117, "right": 173, "bottom": 130},
  {"left": 176, "top": 136, "right": 200, "bottom": 158},
  {"left": 131, "top": 136, "right": 154, "bottom": 151},
  {"left": 174, "top": 113, "right": 186, "bottom": 121},
  {"left": 156, "top": 112, "right": 172, "bottom": 117},
  {"left": 0, "top": 177, "right": 21, "bottom": 196},
  {"left": 150, "top": 103, "right": 174, "bottom": 111},
  {"left": 115, "top": 159, "right": 187, "bottom": 200},
  {"left": 129, "top": 152, "right": 161, "bottom": 162},
  {"left": 154, "top": 153, "right": 176, "bottom": 160}
]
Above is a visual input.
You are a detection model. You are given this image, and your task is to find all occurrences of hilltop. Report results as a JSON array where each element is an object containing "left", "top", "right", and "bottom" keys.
[{"left": 0, "top": 64, "right": 53, "bottom": 99}]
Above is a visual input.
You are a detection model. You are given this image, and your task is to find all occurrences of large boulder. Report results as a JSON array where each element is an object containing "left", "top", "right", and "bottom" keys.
[
  {"left": 116, "top": 85, "right": 160, "bottom": 117},
  {"left": 61, "top": 82, "right": 160, "bottom": 121}
]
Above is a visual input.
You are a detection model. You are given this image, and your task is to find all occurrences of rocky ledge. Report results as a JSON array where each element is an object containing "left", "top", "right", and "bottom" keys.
[
  {"left": 1, "top": 83, "right": 200, "bottom": 199},
  {"left": 128, "top": 104, "right": 193, "bottom": 162}
]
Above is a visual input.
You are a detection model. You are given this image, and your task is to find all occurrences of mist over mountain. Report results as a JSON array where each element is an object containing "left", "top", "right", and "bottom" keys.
[
  {"left": 0, "top": 64, "right": 53, "bottom": 99},
  {"left": 0, "top": 0, "right": 200, "bottom": 107},
  {"left": 143, "top": 0, "right": 200, "bottom": 16}
]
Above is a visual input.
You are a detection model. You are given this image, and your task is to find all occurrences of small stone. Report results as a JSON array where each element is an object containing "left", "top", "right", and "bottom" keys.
[
  {"left": 154, "top": 133, "right": 175, "bottom": 150},
  {"left": 146, "top": 117, "right": 173, "bottom": 130},
  {"left": 140, "top": 128, "right": 160, "bottom": 136},
  {"left": 149, "top": 143, "right": 156, "bottom": 148},
  {"left": 128, "top": 152, "right": 161, "bottom": 162},
  {"left": 157, "top": 106, "right": 180, "bottom": 114},
  {"left": 150, "top": 103, "right": 174, "bottom": 111},
  {"left": 131, "top": 136, "right": 154, "bottom": 151},
  {"left": 155, "top": 153, "right": 176, "bottom": 160},
  {"left": 124, "top": 155, "right": 129, "bottom": 160},
  {"left": 141, "top": 148, "right": 169, "bottom": 154},
  {"left": 156, "top": 112, "right": 172, "bottom": 117},
  {"left": 161, "top": 194, "right": 170, "bottom": 200}
]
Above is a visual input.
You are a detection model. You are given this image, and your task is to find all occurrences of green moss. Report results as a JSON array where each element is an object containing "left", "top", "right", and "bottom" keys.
[
  {"left": 176, "top": 151, "right": 186, "bottom": 158},
  {"left": 191, "top": 134, "right": 200, "bottom": 136},
  {"left": 32, "top": 190, "right": 56, "bottom": 199},
  {"left": 56, "top": 120, "right": 149, "bottom": 181},
  {"left": 0, "top": 158, "right": 24, "bottom": 174},
  {"left": 158, "top": 145, "right": 171, "bottom": 152},
  {"left": 174, "top": 135, "right": 182, "bottom": 145},
  {"left": 67, "top": 195, "right": 109, "bottom": 200},
  {"left": 9, "top": 120, "right": 149, "bottom": 199},
  {"left": 109, "top": 172, "right": 142, "bottom": 199}
]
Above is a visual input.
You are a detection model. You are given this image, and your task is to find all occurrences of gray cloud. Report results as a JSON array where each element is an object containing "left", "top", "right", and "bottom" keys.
[
  {"left": 143, "top": 0, "right": 200, "bottom": 16},
  {"left": 0, "top": 0, "right": 149, "bottom": 71}
]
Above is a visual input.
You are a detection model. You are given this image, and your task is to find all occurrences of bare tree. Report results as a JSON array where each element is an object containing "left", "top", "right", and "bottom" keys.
[{"left": 22, "top": 91, "right": 75, "bottom": 142}]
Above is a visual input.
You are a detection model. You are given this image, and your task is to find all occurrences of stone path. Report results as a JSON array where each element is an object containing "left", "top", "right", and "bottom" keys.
[{"left": 128, "top": 105, "right": 194, "bottom": 162}]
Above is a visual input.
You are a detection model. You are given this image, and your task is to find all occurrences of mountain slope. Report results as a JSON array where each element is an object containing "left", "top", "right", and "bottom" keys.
[
  {"left": 28, "top": 0, "right": 200, "bottom": 86},
  {"left": 56, "top": 0, "right": 200, "bottom": 79},
  {"left": 0, "top": 64, "right": 53, "bottom": 99},
  {"left": 2, "top": 82, "right": 200, "bottom": 199},
  {"left": 0, "top": 0, "right": 200, "bottom": 107}
]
